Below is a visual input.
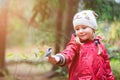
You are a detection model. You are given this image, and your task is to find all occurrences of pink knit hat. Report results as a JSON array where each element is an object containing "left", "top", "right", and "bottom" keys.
[{"left": 73, "top": 10, "right": 98, "bottom": 30}]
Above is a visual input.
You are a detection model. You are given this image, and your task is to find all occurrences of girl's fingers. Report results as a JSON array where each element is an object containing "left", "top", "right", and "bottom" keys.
[
  {"left": 48, "top": 55, "right": 59, "bottom": 64},
  {"left": 48, "top": 56, "right": 57, "bottom": 64}
]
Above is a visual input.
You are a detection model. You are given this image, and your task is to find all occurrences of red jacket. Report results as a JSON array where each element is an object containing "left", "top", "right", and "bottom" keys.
[{"left": 59, "top": 34, "right": 114, "bottom": 80}]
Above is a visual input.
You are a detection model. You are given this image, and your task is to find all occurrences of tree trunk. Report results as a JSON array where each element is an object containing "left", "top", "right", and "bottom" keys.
[
  {"left": 54, "top": 0, "right": 64, "bottom": 54},
  {"left": 47, "top": 0, "right": 65, "bottom": 78},
  {"left": 64, "top": 0, "right": 79, "bottom": 47},
  {"left": 0, "top": 0, "right": 8, "bottom": 76}
]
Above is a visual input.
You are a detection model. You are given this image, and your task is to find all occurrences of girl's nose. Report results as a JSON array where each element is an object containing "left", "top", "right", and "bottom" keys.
[{"left": 78, "top": 29, "right": 83, "bottom": 33}]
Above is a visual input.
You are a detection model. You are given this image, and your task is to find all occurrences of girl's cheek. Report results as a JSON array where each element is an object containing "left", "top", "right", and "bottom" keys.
[
  {"left": 75, "top": 31, "right": 78, "bottom": 36},
  {"left": 76, "top": 31, "right": 80, "bottom": 35}
]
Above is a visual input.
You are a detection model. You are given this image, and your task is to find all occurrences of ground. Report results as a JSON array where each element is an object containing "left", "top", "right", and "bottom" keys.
[
  {"left": 0, "top": 46, "right": 63, "bottom": 80},
  {"left": 0, "top": 62, "right": 53, "bottom": 80},
  {"left": 0, "top": 62, "right": 66, "bottom": 80}
]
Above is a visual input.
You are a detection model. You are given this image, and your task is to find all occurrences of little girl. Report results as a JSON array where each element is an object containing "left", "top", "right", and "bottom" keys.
[{"left": 47, "top": 10, "right": 115, "bottom": 80}]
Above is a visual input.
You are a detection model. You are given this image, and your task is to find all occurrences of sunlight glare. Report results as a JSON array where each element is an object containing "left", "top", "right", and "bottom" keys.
[
  {"left": 0, "top": 0, "right": 4, "bottom": 6},
  {"left": 115, "top": 0, "right": 120, "bottom": 3}
]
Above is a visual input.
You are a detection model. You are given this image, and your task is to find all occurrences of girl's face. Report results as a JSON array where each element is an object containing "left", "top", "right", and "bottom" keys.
[{"left": 75, "top": 25, "right": 95, "bottom": 43}]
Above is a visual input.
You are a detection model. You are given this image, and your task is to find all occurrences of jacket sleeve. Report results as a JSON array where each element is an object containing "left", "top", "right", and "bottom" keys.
[{"left": 57, "top": 34, "right": 80, "bottom": 66}]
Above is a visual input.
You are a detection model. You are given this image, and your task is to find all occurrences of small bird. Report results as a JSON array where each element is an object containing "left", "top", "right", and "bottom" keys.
[{"left": 45, "top": 48, "right": 52, "bottom": 57}]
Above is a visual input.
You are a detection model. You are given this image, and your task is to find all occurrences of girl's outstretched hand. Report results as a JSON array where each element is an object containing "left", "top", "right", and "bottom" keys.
[{"left": 48, "top": 55, "right": 60, "bottom": 64}]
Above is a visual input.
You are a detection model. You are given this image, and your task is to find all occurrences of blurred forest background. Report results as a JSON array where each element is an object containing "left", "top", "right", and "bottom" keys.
[{"left": 0, "top": 0, "right": 120, "bottom": 80}]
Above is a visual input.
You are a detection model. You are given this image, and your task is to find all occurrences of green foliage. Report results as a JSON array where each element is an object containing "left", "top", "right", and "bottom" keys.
[
  {"left": 20, "top": 53, "right": 29, "bottom": 60},
  {"left": 55, "top": 67, "right": 68, "bottom": 79},
  {"left": 6, "top": 48, "right": 47, "bottom": 62},
  {"left": 33, "top": 0, "right": 60, "bottom": 22},
  {"left": 108, "top": 21, "right": 120, "bottom": 42},
  {"left": 84, "top": 0, "right": 120, "bottom": 21},
  {"left": 7, "top": 17, "right": 28, "bottom": 47},
  {"left": 8, "top": 0, "right": 56, "bottom": 47},
  {"left": 6, "top": 53, "right": 14, "bottom": 58},
  {"left": 105, "top": 43, "right": 120, "bottom": 59},
  {"left": 34, "top": 48, "right": 45, "bottom": 58},
  {"left": 29, "top": 22, "right": 56, "bottom": 46},
  {"left": 111, "top": 59, "right": 120, "bottom": 80}
]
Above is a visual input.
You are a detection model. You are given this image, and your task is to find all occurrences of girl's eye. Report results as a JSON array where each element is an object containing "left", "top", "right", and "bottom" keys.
[
  {"left": 75, "top": 28, "right": 80, "bottom": 31},
  {"left": 76, "top": 28, "right": 79, "bottom": 31},
  {"left": 82, "top": 26, "right": 87, "bottom": 29},
  {"left": 75, "top": 25, "right": 88, "bottom": 31}
]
